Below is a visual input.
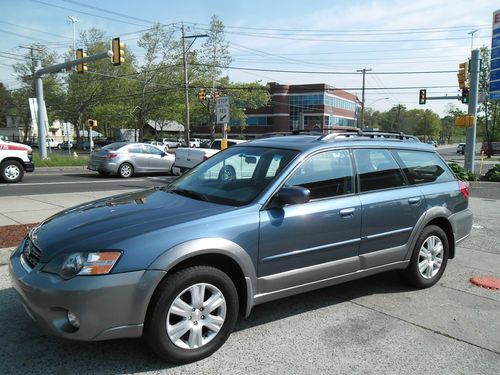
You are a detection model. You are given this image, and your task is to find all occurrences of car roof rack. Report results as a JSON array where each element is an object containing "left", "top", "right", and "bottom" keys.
[{"left": 319, "top": 129, "right": 420, "bottom": 142}]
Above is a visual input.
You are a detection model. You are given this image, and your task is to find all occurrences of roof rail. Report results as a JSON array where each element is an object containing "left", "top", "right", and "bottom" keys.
[{"left": 320, "top": 129, "right": 419, "bottom": 142}]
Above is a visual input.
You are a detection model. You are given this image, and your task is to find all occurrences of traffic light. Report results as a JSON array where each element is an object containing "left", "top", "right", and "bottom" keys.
[
  {"left": 87, "top": 119, "right": 98, "bottom": 128},
  {"left": 458, "top": 61, "right": 469, "bottom": 89},
  {"left": 111, "top": 37, "right": 125, "bottom": 66},
  {"left": 461, "top": 88, "right": 469, "bottom": 104},
  {"left": 419, "top": 89, "right": 426, "bottom": 105},
  {"left": 214, "top": 91, "right": 220, "bottom": 98},
  {"left": 198, "top": 88, "right": 206, "bottom": 101},
  {"left": 76, "top": 48, "right": 88, "bottom": 73}
]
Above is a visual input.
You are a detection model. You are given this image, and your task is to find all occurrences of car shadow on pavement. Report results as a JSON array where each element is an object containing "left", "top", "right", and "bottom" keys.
[{"left": 0, "top": 271, "right": 414, "bottom": 373}]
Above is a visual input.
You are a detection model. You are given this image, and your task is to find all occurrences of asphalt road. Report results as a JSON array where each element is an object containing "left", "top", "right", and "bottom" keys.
[{"left": 0, "top": 170, "right": 174, "bottom": 197}]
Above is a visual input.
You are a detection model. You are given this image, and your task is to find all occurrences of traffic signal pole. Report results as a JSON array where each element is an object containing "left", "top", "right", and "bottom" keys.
[
  {"left": 34, "top": 51, "right": 112, "bottom": 158},
  {"left": 464, "top": 49, "right": 480, "bottom": 172}
]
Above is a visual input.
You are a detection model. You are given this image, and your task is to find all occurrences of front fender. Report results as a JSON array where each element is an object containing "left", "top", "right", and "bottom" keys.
[{"left": 148, "top": 238, "right": 257, "bottom": 316}]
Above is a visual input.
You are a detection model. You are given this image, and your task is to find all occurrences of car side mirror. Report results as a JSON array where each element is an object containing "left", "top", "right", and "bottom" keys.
[{"left": 275, "top": 186, "right": 310, "bottom": 205}]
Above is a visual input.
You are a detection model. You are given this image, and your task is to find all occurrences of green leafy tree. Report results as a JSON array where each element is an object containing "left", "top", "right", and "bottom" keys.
[{"left": 0, "top": 82, "right": 13, "bottom": 127}]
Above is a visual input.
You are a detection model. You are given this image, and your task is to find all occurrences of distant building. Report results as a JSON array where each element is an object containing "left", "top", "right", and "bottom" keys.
[
  {"left": 143, "top": 120, "right": 184, "bottom": 140},
  {"left": 193, "top": 82, "right": 359, "bottom": 138}
]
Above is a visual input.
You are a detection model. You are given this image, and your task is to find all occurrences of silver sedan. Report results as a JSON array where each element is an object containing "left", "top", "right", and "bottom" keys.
[{"left": 88, "top": 142, "right": 175, "bottom": 178}]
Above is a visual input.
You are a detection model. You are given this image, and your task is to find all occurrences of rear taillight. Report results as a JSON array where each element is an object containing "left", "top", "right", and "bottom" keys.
[
  {"left": 107, "top": 153, "right": 118, "bottom": 159},
  {"left": 458, "top": 180, "right": 469, "bottom": 200}
]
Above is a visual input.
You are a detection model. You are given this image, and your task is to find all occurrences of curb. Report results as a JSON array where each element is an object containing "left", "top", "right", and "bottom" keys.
[{"left": 34, "top": 166, "right": 89, "bottom": 173}]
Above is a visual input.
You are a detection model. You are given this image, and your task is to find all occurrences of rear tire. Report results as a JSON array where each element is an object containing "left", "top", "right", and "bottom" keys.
[
  {"left": 0, "top": 160, "right": 24, "bottom": 183},
  {"left": 405, "top": 225, "right": 449, "bottom": 288},
  {"left": 218, "top": 166, "right": 236, "bottom": 181},
  {"left": 118, "top": 162, "right": 133, "bottom": 178},
  {"left": 145, "top": 266, "right": 239, "bottom": 364}
]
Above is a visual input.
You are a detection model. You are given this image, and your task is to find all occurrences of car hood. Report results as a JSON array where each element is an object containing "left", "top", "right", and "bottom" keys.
[{"left": 31, "top": 188, "right": 235, "bottom": 262}]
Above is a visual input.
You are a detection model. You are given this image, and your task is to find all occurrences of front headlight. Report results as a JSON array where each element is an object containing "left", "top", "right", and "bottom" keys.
[{"left": 44, "top": 251, "right": 122, "bottom": 279}]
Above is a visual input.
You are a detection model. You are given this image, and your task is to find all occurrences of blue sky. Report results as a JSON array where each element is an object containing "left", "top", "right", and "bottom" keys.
[{"left": 0, "top": 0, "right": 497, "bottom": 115}]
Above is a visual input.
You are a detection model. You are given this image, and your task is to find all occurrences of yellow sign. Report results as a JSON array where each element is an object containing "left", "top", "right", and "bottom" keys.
[
  {"left": 221, "top": 139, "right": 228, "bottom": 150},
  {"left": 455, "top": 115, "right": 474, "bottom": 127}
]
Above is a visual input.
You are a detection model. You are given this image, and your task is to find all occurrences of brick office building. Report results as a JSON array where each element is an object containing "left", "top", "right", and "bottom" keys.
[{"left": 193, "top": 82, "right": 359, "bottom": 138}]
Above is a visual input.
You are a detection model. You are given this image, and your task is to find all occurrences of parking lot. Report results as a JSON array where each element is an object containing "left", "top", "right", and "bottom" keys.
[{"left": 0, "top": 195, "right": 498, "bottom": 374}]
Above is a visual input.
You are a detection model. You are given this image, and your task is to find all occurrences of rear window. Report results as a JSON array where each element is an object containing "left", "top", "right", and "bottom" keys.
[
  {"left": 103, "top": 142, "right": 128, "bottom": 151},
  {"left": 394, "top": 150, "right": 453, "bottom": 184}
]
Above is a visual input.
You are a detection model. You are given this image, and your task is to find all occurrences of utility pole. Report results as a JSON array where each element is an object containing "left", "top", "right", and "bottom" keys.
[
  {"left": 181, "top": 28, "right": 208, "bottom": 146},
  {"left": 464, "top": 49, "right": 480, "bottom": 172},
  {"left": 395, "top": 104, "right": 402, "bottom": 131},
  {"left": 357, "top": 68, "right": 372, "bottom": 130},
  {"left": 181, "top": 24, "right": 190, "bottom": 148},
  {"left": 468, "top": 29, "right": 479, "bottom": 52}
]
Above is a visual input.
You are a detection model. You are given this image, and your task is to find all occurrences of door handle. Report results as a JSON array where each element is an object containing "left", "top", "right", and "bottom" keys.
[
  {"left": 408, "top": 197, "right": 421, "bottom": 205},
  {"left": 340, "top": 208, "right": 355, "bottom": 217}
]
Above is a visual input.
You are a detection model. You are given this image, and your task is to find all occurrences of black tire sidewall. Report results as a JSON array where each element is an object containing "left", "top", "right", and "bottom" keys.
[
  {"left": 145, "top": 266, "right": 239, "bottom": 364},
  {"left": 407, "top": 225, "right": 449, "bottom": 288},
  {"left": 1, "top": 160, "right": 24, "bottom": 183},
  {"left": 218, "top": 166, "right": 236, "bottom": 181}
]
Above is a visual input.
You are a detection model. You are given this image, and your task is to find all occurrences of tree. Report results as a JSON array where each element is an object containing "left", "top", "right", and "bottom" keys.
[
  {"left": 413, "top": 109, "right": 441, "bottom": 141},
  {"left": 133, "top": 23, "right": 182, "bottom": 141},
  {"left": 0, "top": 83, "right": 13, "bottom": 127},
  {"left": 199, "top": 15, "right": 232, "bottom": 140}
]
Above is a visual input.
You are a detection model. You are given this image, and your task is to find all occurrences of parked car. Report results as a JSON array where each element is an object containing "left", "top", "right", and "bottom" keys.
[
  {"left": 172, "top": 139, "right": 247, "bottom": 176},
  {"left": 0, "top": 138, "right": 34, "bottom": 183},
  {"left": 161, "top": 138, "right": 182, "bottom": 148},
  {"left": 77, "top": 140, "right": 91, "bottom": 150},
  {"left": 457, "top": 143, "right": 465, "bottom": 154},
  {"left": 189, "top": 138, "right": 201, "bottom": 148},
  {"left": 31, "top": 137, "right": 61, "bottom": 149},
  {"left": 9, "top": 132, "right": 473, "bottom": 363},
  {"left": 87, "top": 142, "right": 174, "bottom": 177},
  {"left": 480, "top": 141, "right": 500, "bottom": 156},
  {"left": 426, "top": 140, "right": 438, "bottom": 147},
  {"left": 59, "top": 141, "right": 74, "bottom": 149},
  {"left": 146, "top": 141, "right": 169, "bottom": 152}
]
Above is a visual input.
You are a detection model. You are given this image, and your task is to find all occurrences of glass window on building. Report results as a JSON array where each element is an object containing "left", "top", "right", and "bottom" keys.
[{"left": 246, "top": 116, "right": 271, "bottom": 126}]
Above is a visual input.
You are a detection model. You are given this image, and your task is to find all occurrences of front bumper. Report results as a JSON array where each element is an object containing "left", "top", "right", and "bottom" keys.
[
  {"left": 9, "top": 240, "right": 166, "bottom": 341},
  {"left": 24, "top": 161, "right": 35, "bottom": 172}
]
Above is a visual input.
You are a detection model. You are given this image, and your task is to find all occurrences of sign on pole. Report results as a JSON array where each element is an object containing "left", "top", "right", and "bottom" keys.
[
  {"left": 216, "top": 96, "right": 230, "bottom": 124},
  {"left": 490, "top": 9, "right": 500, "bottom": 100}
]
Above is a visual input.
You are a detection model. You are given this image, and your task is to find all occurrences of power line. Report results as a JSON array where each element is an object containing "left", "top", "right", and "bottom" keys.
[
  {"left": 31, "top": 0, "right": 150, "bottom": 27},
  {"left": 0, "top": 20, "right": 70, "bottom": 40},
  {"left": 61, "top": 0, "right": 156, "bottom": 24}
]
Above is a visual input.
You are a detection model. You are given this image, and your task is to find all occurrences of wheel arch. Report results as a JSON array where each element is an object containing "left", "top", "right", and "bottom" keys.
[
  {"left": 425, "top": 217, "right": 455, "bottom": 259},
  {"left": 148, "top": 238, "right": 257, "bottom": 318},
  {"left": 1, "top": 157, "right": 26, "bottom": 170}
]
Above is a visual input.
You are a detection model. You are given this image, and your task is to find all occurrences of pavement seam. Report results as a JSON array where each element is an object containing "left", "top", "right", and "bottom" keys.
[
  {"left": 342, "top": 297, "right": 500, "bottom": 356},
  {"left": 18, "top": 196, "right": 66, "bottom": 209},
  {"left": 439, "top": 284, "right": 500, "bottom": 303}
]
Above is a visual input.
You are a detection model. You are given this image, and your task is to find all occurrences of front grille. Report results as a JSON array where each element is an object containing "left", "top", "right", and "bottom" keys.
[{"left": 22, "top": 239, "right": 42, "bottom": 269}]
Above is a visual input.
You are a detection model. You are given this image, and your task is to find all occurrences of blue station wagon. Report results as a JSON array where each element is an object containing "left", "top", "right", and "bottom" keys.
[{"left": 9, "top": 131, "right": 473, "bottom": 363}]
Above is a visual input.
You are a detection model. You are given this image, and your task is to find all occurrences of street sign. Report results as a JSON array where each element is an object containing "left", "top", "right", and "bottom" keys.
[
  {"left": 489, "top": 9, "right": 500, "bottom": 100},
  {"left": 216, "top": 96, "right": 230, "bottom": 124}
]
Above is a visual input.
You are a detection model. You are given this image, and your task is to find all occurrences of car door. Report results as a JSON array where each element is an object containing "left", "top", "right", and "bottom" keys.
[
  {"left": 126, "top": 144, "right": 148, "bottom": 172},
  {"left": 143, "top": 144, "right": 169, "bottom": 171},
  {"left": 352, "top": 148, "right": 425, "bottom": 269},
  {"left": 258, "top": 149, "right": 361, "bottom": 294}
]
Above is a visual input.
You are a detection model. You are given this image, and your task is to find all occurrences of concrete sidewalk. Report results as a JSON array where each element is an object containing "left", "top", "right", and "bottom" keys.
[{"left": 0, "top": 188, "right": 140, "bottom": 226}]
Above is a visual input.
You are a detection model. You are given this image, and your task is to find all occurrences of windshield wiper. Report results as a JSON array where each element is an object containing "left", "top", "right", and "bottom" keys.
[{"left": 169, "top": 188, "right": 209, "bottom": 202}]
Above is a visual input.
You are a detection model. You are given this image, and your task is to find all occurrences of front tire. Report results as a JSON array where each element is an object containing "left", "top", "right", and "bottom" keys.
[
  {"left": 405, "top": 225, "right": 449, "bottom": 288},
  {"left": 145, "top": 266, "right": 239, "bottom": 364},
  {"left": 118, "top": 162, "right": 133, "bottom": 178},
  {"left": 218, "top": 166, "right": 236, "bottom": 181},
  {"left": 0, "top": 160, "right": 24, "bottom": 183}
]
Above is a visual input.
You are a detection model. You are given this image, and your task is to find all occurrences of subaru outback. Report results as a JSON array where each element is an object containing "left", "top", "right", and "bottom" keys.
[{"left": 9, "top": 131, "right": 472, "bottom": 363}]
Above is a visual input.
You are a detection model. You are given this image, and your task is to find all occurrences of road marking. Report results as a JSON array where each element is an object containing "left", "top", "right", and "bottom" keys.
[{"left": 0, "top": 179, "right": 147, "bottom": 187}]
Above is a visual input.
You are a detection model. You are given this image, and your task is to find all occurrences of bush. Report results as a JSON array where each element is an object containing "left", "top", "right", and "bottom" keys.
[
  {"left": 484, "top": 164, "right": 500, "bottom": 182},
  {"left": 448, "top": 163, "right": 477, "bottom": 181}
]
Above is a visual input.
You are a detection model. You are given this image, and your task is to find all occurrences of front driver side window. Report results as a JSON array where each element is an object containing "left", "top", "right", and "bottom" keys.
[{"left": 286, "top": 149, "right": 354, "bottom": 199}]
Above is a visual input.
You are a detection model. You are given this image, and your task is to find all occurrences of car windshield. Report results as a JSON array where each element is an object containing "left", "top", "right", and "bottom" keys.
[{"left": 165, "top": 146, "right": 298, "bottom": 206}]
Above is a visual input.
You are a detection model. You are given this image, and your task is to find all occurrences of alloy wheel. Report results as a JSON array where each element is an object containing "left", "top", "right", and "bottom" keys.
[
  {"left": 418, "top": 235, "right": 443, "bottom": 279},
  {"left": 166, "top": 283, "right": 226, "bottom": 350}
]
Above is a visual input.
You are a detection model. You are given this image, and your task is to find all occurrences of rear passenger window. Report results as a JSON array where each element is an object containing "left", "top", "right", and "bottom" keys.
[
  {"left": 286, "top": 149, "right": 353, "bottom": 199},
  {"left": 395, "top": 150, "right": 453, "bottom": 184},
  {"left": 353, "top": 149, "right": 406, "bottom": 192}
]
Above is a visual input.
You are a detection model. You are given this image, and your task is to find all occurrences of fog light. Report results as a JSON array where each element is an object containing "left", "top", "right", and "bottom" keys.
[{"left": 67, "top": 310, "right": 80, "bottom": 328}]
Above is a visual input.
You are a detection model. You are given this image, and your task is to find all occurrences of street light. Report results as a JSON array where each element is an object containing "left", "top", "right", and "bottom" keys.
[
  {"left": 67, "top": 16, "right": 79, "bottom": 59},
  {"left": 468, "top": 29, "right": 479, "bottom": 52},
  {"left": 366, "top": 97, "right": 390, "bottom": 107}
]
